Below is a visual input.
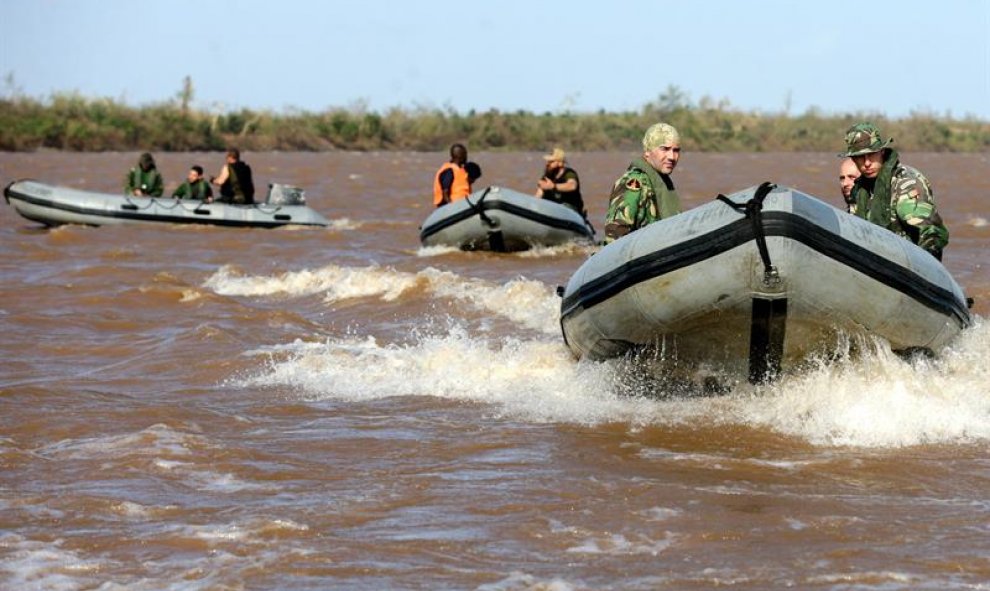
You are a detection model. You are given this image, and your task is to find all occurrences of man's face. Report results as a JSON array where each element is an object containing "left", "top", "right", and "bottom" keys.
[
  {"left": 839, "top": 159, "right": 860, "bottom": 198},
  {"left": 644, "top": 143, "right": 681, "bottom": 174},
  {"left": 188, "top": 169, "right": 201, "bottom": 183},
  {"left": 852, "top": 151, "right": 884, "bottom": 179},
  {"left": 545, "top": 159, "right": 563, "bottom": 175}
]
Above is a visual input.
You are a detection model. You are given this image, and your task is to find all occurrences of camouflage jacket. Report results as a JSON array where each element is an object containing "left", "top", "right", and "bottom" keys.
[
  {"left": 172, "top": 179, "right": 213, "bottom": 201},
  {"left": 852, "top": 150, "right": 948, "bottom": 258},
  {"left": 603, "top": 157, "right": 680, "bottom": 244},
  {"left": 124, "top": 167, "right": 164, "bottom": 197}
]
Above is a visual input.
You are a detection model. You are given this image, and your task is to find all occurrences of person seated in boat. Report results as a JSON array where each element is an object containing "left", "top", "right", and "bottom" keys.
[
  {"left": 210, "top": 148, "right": 255, "bottom": 204},
  {"left": 840, "top": 122, "right": 948, "bottom": 260},
  {"left": 838, "top": 157, "right": 860, "bottom": 214},
  {"left": 433, "top": 143, "right": 480, "bottom": 207},
  {"left": 172, "top": 165, "right": 214, "bottom": 201},
  {"left": 603, "top": 122, "right": 682, "bottom": 244},
  {"left": 124, "top": 152, "right": 165, "bottom": 197},
  {"left": 535, "top": 147, "right": 587, "bottom": 217}
]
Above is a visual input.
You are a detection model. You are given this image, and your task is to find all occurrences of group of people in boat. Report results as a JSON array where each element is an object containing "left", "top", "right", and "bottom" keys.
[
  {"left": 125, "top": 148, "right": 255, "bottom": 205},
  {"left": 432, "top": 121, "right": 950, "bottom": 260},
  {"left": 432, "top": 142, "right": 589, "bottom": 221}
]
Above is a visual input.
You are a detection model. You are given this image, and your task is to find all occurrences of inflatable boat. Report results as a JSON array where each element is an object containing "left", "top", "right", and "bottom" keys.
[
  {"left": 4, "top": 180, "right": 330, "bottom": 228},
  {"left": 420, "top": 185, "right": 595, "bottom": 252},
  {"left": 559, "top": 182, "right": 972, "bottom": 383}
]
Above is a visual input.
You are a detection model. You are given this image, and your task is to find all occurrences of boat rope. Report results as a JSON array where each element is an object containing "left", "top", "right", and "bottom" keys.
[
  {"left": 121, "top": 195, "right": 158, "bottom": 210},
  {"left": 463, "top": 186, "right": 497, "bottom": 228},
  {"left": 716, "top": 181, "right": 780, "bottom": 286}
]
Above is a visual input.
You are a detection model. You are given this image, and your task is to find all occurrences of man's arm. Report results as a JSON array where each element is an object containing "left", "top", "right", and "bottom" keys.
[
  {"left": 604, "top": 173, "right": 652, "bottom": 244},
  {"left": 149, "top": 171, "right": 164, "bottom": 197},
  {"left": 438, "top": 168, "right": 454, "bottom": 204},
  {"left": 893, "top": 175, "right": 948, "bottom": 257}
]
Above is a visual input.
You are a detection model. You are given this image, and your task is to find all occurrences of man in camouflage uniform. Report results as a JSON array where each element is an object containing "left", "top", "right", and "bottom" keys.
[
  {"left": 124, "top": 152, "right": 165, "bottom": 197},
  {"left": 603, "top": 122, "right": 682, "bottom": 244},
  {"left": 840, "top": 122, "right": 948, "bottom": 260}
]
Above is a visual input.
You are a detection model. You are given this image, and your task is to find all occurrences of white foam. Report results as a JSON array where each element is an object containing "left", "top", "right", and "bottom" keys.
[
  {"left": 38, "top": 424, "right": 206, "bottom": 461},
  {"left": 0, "top": 533, "right": 102, "bottom": 591},
  {"left": 244, "top": 318, "right": 990, "bottom": 449},
  {"left": 416, "top": 244, "right": 463, "bottom": 257},
  {"left": 204, "top": 264, "right": 562, "bottom": 334},
  {"left": 566, "top": 531, "right": 676, "bottom": 556},
  {"left": 477, "top": 572, "right": 577, "bottom": 591},
  {"left": 734, "top": 321, "right": 990, "bottom": 447},
  {"left": 514, "top": 242, "right": 598, "bottom": 258}
]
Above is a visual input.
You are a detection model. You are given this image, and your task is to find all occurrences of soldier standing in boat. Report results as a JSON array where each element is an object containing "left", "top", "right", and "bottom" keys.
[
  {"left": 211, "top": 148, "right": 255, "bottom": 204},
  {"left": 603, "top": 122, "right": 682, "bottom": 244},
  {"left": 535, "top": 147, "right": 586, "bottom": 217},
  {"left": 124, "top": 152, "right": 165, "bottom": 197},
  {"left": 840, "top": 122, "right": 948, "bottom": 260}
]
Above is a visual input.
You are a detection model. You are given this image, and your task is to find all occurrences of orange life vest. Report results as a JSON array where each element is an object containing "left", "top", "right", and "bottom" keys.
[{"left": 433, "top": 162, "right": 471, "bottom": 206}]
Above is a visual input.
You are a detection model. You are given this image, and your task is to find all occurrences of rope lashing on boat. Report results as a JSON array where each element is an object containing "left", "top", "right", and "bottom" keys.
[
  {"left": 464, "top": 186, "right": 497, "bottom": 228},
  {"left": 121, "top": 195, "right": 159, "bottom": 210},
  {"left": 716, "top": 181, "right": 780, "bottom": 287}
]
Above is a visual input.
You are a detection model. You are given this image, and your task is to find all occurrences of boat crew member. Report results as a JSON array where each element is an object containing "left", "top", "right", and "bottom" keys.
[
  {"left": 124, "top": 152, "right": 165, "bottom": 197},
  {"left": 433, "top": 143, "right": 479, "bottom": 207},
  {"left": 536, "top": 147, "right": 586, "bottom": 217},
  {"left": 211, "top": 148, "right": 255, "bottom": 204},
  {"left": 838, "top": 157, "right": 860, "bottom": 214},
  {"left": 603, "top": 122, "right": 682, "bottom": 244},
  {"left": 172, "top": 165, "right": 214, "bottom": 201},
  {"left": 840, "top": 122, "right": 948, "bottom": 260}
]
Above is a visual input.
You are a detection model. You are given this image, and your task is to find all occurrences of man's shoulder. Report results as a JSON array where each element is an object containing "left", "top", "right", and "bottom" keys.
[
  {"left": 892, "top": 163, "right": 932, "bottom": 196},
  {"left": 616, "top": 167, "right": 653, "bottom": 190}
]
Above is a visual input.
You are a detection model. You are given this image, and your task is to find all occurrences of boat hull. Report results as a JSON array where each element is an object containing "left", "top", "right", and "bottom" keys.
[
  {"left": 559, "top": 184, "right": 972, "bottom": 382},
  {"left": 4, "top": 180, "right": 330, "bottom": 228},
  {"left": 420, "top": 186, "right": 594, "bottom": 252}
]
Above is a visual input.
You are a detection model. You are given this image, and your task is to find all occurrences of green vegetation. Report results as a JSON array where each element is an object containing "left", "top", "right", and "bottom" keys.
[{"left": 2, "top": 78, "right": 988, "bottom": 152}]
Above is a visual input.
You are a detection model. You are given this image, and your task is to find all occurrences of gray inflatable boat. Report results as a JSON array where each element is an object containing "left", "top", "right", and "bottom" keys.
[
  {"left": 4, "top": 180, "right": 330, "bottom": 228},
  {"left": 560, "top": 182, "right": 972, "bottom": 383},
  {"left": 420, "top": 185, "right": 594, "bottom": 252}
]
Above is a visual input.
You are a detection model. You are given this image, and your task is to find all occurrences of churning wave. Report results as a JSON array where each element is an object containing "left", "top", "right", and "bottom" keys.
[{"left": 208, "top": 263, "right": 990, "bottom": 448}]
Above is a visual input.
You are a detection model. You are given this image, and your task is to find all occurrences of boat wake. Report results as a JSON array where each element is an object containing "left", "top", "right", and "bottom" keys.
[{"left": 205, "top": 262, "right": 990, "bottom": 448}]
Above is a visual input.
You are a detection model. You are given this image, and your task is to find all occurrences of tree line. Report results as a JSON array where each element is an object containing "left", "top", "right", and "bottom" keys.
[{"left": 2, "top": 80, "right": 987, "bottom": 153}]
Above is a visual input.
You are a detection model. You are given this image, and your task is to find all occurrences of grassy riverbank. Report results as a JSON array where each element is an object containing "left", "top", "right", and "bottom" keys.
[{"left": 2, "top": 84, "right": 988, "bottom": 153}]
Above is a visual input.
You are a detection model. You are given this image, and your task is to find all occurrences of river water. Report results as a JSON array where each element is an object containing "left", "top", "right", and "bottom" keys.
[{"left": 2, "top": 151, "right": 989, "bottom": 590}]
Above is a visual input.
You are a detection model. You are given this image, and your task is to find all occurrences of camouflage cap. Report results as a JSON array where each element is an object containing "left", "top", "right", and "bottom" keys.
[
  {"left": 839, "top": 122, "right": 892, "bottom": 157},
  {"left": 642, "top": 122, "right": 680, "bottom": 151}
]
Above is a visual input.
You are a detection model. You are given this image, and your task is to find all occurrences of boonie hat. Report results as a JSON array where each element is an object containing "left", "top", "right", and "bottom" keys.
[
  {"left": 543, "top": 147, "right": 566, "bottom": 162},
  {"left": 840, "top": 122, "right": 892, "bottom": 157},
  {"left": 642, "top": 123, "right": 680, "bottom": 151}
]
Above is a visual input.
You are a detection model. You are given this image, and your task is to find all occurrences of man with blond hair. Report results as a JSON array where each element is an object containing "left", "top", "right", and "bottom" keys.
[{"left": 603, "top": 122, "right": 682, "bottom": 244}]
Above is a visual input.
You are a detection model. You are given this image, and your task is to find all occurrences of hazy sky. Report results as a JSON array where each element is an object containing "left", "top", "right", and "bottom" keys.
[{"left": 2, "top": 0, "right": 988, "bottom": 119}]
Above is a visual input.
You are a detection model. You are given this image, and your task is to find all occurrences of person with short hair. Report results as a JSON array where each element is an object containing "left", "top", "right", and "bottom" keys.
[
  {"left": 433, "top": 143, "right": 481, "bottom": 207},
  {"left": 211, "top": 148, "right": 255, "bottom": 204},
  {"left": 172, "top": 165, "right": 213, "bottom": 201},
  {"left": 839, "top": 157, "right": 861, "bottom": 213},
  {"left": 536, "top": 147, "right": 586, "bottom": 216},
  {"left": 603, "top": 122, "right": 682, "bottom": 244},
  {"left": 840, "top": 122, "right": 948, "bottom": 259},
  {"left": 124, "top": 152, "right": 165, "bottom": 197}
]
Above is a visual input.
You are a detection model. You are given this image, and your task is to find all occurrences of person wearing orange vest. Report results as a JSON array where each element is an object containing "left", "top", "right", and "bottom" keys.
[{"left": 433, "top": 143, "right": 479, "bottom": 207}]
